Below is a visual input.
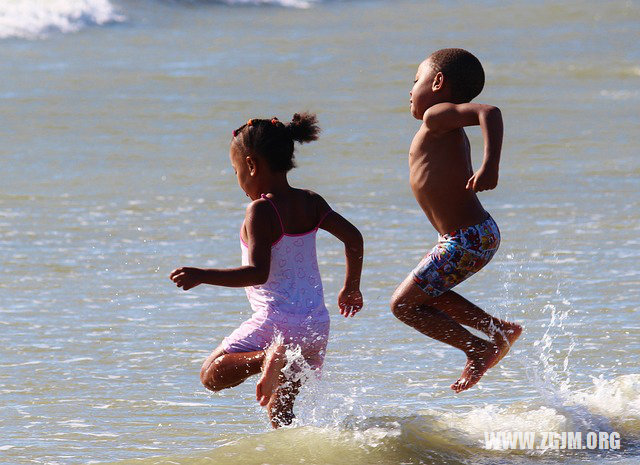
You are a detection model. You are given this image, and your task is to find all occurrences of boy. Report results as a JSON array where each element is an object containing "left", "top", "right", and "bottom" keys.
[{"left": 390, "top": 48, "right": 522, "bottom": 393}]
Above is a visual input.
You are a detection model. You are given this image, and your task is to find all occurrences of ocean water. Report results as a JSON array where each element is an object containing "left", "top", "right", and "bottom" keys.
[{"left": 1, "top": 0, "right": 639, "bottom": 464}]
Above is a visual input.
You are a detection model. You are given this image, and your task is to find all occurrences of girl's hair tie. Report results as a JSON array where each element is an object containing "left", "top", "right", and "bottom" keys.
[{"left": 231, "top": 112, "right": 318, "bottom": 171}]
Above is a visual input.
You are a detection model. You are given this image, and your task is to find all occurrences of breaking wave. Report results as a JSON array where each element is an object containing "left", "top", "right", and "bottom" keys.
[{"left": 0, "top": 0, "right": 124, "bottom": 39}]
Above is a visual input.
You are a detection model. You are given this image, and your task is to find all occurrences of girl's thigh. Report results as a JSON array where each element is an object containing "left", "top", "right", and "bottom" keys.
[{"left": 200, "top": 344, "right": 264, "bottom": 390}]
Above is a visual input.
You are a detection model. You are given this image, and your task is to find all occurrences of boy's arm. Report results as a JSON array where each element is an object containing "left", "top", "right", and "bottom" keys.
[
  {"left": 317, "top": 201, "right": 364, "bottom": 318},
  {"left": 169, "top": 201, "right": 273, "bottom": 290},
  {"left": 424, "top": 102, "right": 503, "bottom": 192}
]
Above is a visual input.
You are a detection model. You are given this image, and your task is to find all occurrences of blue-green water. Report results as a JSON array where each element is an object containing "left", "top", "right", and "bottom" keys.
[{"left": 1, "top": 1, "right": 639, "bottom": 464}]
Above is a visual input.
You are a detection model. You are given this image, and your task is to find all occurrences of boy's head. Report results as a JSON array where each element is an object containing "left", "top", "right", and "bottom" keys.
[{"left": 410, "top": 48, "right": 485, "bottom": 118}]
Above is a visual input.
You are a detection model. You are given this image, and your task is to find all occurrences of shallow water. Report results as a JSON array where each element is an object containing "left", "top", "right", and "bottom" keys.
[{"left": 1, "top": 0, "right": 639, "bottom": 464}]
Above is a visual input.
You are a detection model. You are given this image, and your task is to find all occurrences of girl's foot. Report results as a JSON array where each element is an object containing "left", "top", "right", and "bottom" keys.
[
  {"left": 489, "top": 322, "right": 522, "bottom": 369},
  {"left": 256, "top": 343, "right": 287, "bottom": 407},
  {"left": 451, "top": 341, "right": 500, "bottom": 393},
  {"left": 266, "top": 379, "right": 300, "bottom": 429}
]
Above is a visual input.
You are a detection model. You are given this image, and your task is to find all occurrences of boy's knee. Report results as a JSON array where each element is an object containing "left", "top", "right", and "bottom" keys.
[
  {"left": 390, "top": 285, "right": 435, "bottom": 322},
  {"left": 390, "top": 293, "right": 409, "bottom": 320},
  {"left": 390, "top": 275, "right": 422, "bottom": 320}
]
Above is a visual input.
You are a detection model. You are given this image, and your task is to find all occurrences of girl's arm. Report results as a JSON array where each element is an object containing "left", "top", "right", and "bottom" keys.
[
  {"left": 318, "top": 202, "right": 364, "bottom": 318},
  {"left": 169, "top": 200, "right": 274, "bottom": 290}
]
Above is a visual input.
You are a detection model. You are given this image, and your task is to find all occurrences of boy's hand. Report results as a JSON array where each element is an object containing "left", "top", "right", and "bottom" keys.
[
  {"left": 169, "top": 267, "right": 203, "bottom": 291},
  {"left": 466, "top": 165, "right": 499, "bottom": 192},
  {"left": 338, "top": 286, "right": 363, "bottom": 318}
]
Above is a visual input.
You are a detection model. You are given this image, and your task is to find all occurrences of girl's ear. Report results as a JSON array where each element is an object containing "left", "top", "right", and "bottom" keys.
[
  {"left": 245, "top": 156, "right": 257, "bottom": 176},
  {"left": 432, "top": 71, "right": 444, "bottom": 91}
]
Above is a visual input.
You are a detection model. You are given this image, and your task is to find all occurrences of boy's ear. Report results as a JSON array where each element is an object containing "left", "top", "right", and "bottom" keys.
[{"left": 432, "top": 71, "right": 444, "bottom": 92}]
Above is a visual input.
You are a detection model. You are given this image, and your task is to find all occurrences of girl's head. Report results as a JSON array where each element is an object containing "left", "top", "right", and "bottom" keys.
[{"left": 230, "top": 113, "right": 320, "bottom": 197}]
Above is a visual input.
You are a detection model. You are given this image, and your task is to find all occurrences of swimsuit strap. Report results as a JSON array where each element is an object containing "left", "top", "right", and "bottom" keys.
[
  {"left": 317, "top": 208, "right": 333, "bottom": 228},
  {"left": 261, "top": 193, "right": 285, "bottom": 234}
]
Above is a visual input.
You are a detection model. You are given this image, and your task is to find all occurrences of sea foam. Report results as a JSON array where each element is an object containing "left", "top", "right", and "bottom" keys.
[
  {"left": 0, "top": 0, "right": 124, "bottom": 40},
  {"left": 220, "top": 0, "right": 318, "bottom": 8}
]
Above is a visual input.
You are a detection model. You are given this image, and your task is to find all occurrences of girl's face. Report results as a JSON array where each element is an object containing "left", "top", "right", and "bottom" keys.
[{"left": 229, "top": 143, "right": 259, "bottom": 199}]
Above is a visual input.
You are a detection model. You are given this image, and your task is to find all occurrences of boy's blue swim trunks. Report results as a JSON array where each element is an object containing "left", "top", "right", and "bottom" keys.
[{"left": 412, "top": 215, "right": 500, "bottom": 297}]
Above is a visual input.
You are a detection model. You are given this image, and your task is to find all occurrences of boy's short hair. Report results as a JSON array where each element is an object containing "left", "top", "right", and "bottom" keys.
[{"left": 428, "top": 48, "right": 485, "bottom": 103}]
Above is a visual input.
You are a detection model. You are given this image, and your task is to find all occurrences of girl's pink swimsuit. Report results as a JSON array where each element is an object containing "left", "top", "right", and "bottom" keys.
[{"left": 222, "top": 195, "right": 331, "bottom": 371}]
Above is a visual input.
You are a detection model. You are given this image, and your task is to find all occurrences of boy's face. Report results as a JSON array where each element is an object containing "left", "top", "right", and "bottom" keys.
[{"left": 410, "top": 59, "right": 439, "bottom": 119}]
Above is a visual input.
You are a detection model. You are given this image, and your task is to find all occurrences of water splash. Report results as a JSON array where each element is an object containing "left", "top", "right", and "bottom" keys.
[
  {"left": 568, "top": 374, "right": 640, "bottom": 437},
  {"left": 531, "top": 299, "right": 575, "bottom": 395}
]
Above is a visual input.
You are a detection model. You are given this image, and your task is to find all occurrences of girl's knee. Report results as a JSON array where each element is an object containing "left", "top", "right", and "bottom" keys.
[
  {"left": 200, "top": 356, "right": 227, "bottom": 392},
  {"left": 200, "top": 368, "right": 222, "bottom": 392}
]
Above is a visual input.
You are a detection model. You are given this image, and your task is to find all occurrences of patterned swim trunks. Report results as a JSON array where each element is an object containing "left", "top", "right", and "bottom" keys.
[{"left": 412, "top": 215, "right": 500, "bottom": 297}]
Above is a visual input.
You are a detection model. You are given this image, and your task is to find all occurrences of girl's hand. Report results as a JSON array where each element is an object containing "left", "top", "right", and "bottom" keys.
[
  {"left": 169, "top": 267, "right": 203, "bottom": 291},
  {"left": 338, "top": 286, "right": 363, "bottom": 318}
]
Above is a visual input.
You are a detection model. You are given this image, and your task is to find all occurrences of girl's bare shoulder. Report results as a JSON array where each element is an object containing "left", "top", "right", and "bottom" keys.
[{"left": 297, "top": 188, "right": 329, "bottom": 209}]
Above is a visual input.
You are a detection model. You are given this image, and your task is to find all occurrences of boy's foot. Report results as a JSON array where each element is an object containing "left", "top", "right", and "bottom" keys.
[
  {"left": 451, "top": 341, "right": 500, "bottom": 393},
  {"left": 489, "top": 322, "right": 522, "bottom": 369},
  {"left": 256, "top": 343, "right": 287, "bottom": 407}
]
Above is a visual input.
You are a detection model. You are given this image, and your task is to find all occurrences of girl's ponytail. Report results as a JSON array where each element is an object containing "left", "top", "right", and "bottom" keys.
[
  {"left": 286, "top": 113, "right": 320, "bottom": 144},
  {"left": 232, "top": 112, "right": 320, "bottom": 172}
]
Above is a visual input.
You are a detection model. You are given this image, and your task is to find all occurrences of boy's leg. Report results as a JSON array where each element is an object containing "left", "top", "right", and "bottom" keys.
[
  {"left": 200, "top": 344, "right": 265, "bottom": 392},
  {"left": 391, "top": 274, "right": 500, "bottom": 393},
  {"left": 430, "top": 290, "right": 522, "bottom": 367}
]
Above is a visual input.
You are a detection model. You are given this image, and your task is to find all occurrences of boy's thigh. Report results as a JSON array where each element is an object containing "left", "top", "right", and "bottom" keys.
[
  {"left": 412, "top": 241, "right": 496, "bottom": 298},
  {"left": 392, "top": 272, "right": 435, "bottom": 309}
]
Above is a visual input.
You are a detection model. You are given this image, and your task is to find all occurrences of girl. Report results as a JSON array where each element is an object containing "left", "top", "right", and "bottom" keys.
[{"left": 169, "top": 113, "right": 364, "bottom": 428}]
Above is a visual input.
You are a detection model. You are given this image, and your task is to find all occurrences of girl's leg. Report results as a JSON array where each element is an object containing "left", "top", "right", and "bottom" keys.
[
  {"left": 256, "top": 342, "right": 297, "bottom": 428},
  {"left": 200, "top": 344, "right": 265, "bottom": 392},
  {"left": 256, "top": 343, "right": 287, "bottom": 406},
  {"left": 258, "top": 342, "right": 323, "bottom": 428},
  {"left": 201, "top": 342, "right": 296, "bottom": 429},
  {"left": 202, "top": 341, "right": 312, "bottom": 429},
  {"left": 267, "top": 378, "right": 301, "bottom": 428}
]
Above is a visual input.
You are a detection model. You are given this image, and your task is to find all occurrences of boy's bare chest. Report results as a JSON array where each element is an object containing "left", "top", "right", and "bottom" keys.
[{"left": 408, "top": 130, "right": 473, "bottom": 192}]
